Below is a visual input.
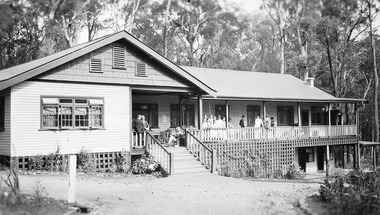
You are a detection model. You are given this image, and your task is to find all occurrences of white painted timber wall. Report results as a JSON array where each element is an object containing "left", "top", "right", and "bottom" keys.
[
  {"left": 10, "top": 81, "right": 130, "bottom": 157},
  {"left": 0, "top": 90, "right": 11, "bottom": 156}
]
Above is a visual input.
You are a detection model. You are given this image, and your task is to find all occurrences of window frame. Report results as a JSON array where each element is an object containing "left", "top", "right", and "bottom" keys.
[
  {"left": 305, "top": 147, "right": 315, "bottom": 162},
  {"left": 40, "top": 96, "right": 104, "bottom": 130},
  {"left": 0, "top": 96, "right": 4, "bottom": 132},
  {"left": 247, "top": 105, "right": 260, "bottom": 127},
  {"left": 277, "top": 106, "right": 294, "bottom": 126},
  {"left": 311, "top": 106, "right": 328, "bottom": 125}
]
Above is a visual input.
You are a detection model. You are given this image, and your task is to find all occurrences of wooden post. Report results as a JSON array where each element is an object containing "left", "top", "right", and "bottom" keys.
[
  {"left": 211, "top": 149, "right": 217, "bottom": 174},
  {"left": 170, "top": 152, "right": 174, "bottom": 175},
  {"left": 326, "top": 145, "right": 330, "bottom": 176},
  {"left": 297, "top": 102, "right": 301, "bottom": 127},
  {"left": 373, "top": 146, "right": 377, "bottom": 171},
  {"left": 225, "top": 100, "right": 229, "bottom": 141},
  {"left": 353, "top": 144, "right": 357, "bottom": 169},
  {"left": 68, "top": 155, "right": 76, "bottom": 203},
  {"left": 179, "top": 93, "right": 183, "bottom": 127},
  {"left": 263, "top": 101, "right": 266, "bottom": 118},
  {"left": 328, "top": 103, "right": 331, "bottom": 136},
  {"left": 198, "top": 94, "right": 203, "bottom": 141},
  {"left": 357, "top": 143, "right": 361, "bottom": 169}
]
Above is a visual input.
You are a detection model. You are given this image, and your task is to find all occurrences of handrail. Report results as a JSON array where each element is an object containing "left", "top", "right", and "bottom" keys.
[
  {"left": 198, "top": 124, "right": 357, "bottom": 142},
  {"left": 145, "top": 131, "right": 173, "bottom": 175},
  {"left": 186, "top": 130, "right": 216, "bottom": 173}
]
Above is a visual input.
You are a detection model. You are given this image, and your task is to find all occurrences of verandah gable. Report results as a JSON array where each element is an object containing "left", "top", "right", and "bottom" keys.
[{"left": 36, "top": 42, "right": 191, "bottom": 89}]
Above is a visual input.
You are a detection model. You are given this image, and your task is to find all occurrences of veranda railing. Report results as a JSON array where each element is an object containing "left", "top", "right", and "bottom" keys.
[
  {"left": 196, "top": 125, "right": 357, "bottom": 142},
  {"left": 145, "top": 131, "right": 173, "bottom": 175},
  {"left": 186, "top": 130, "right": 216, "bottom": 173}
]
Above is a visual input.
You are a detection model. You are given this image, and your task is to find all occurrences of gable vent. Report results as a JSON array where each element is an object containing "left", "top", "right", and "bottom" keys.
[
  {"left": 90, "top": 58, "right": 102, "bottom": 73},
  {"left": 136, "top": 62, "right": 147, "bottom": 77},
  {"left": 113, "top": 44, "right": 125, "bottom": 69}
]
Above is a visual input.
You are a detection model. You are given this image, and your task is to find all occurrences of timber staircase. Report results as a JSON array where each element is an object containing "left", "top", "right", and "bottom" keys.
[{"left": 166, "top": 146, "right": 210, "bottom": 174}]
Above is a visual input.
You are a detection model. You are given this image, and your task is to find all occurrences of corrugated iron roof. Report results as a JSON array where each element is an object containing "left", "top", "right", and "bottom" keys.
[{"left": 182, "top": 66, "right": 365, "bottom": 103}]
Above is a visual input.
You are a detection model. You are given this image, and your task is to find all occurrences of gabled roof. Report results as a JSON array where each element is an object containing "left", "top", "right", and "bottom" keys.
[
  {"left": 0, "top": 31, "right": 217, "bottom": 97},
  {"left": 183, "top": 66, "right": 365, "bottom": 103}
]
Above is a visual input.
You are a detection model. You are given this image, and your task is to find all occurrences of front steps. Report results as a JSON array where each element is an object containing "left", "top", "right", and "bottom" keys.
[{"left": 167, "top": 146, "right": 210, "bottom": 174}]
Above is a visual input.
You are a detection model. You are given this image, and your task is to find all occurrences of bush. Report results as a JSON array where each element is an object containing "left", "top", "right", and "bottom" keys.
[
  {"left": 115, "top": 150, "right": 130, "bottom": 173},
  {"left": 28, "top": 155, "right": 45, "bottom": 171},
  {"left": 45, "top": 147, "right": 64, "bottom": 172},
  {"left": 283, "top": 162, "right": 305, "bottom": 180},
  {"left": 320, "top": 170, "right": 380, "bottom": 214},
  {"left": 132, "top": 154, "right": 158, "bottom": 174},
  {"left": 77, "top": 149, "right": 96, "bottom": 174}
]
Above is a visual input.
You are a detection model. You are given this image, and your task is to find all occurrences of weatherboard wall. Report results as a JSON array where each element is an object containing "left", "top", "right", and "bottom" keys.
[
  {"left": 36, "top": 43, "right": 191, "bottom": 89},
  {"left": 0, "top": 90, "right": 11, "bottom": 156},
  {"left": 10, "top": 81, "right": 130, "bottom": 157}
]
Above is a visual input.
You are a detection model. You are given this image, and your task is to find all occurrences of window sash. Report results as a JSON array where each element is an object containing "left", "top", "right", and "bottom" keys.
[{"left": 41, "top": 98, "right": 104, "bottom": 129}]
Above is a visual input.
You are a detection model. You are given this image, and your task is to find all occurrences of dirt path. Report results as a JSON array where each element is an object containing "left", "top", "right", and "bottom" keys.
[{"left": 18, "top": 173, "right": 321, "bottom": 215}]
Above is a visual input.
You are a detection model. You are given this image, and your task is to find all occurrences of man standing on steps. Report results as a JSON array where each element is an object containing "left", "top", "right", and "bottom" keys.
[{"left": 239, "top": 115, "right": 245, "bottom": 128}]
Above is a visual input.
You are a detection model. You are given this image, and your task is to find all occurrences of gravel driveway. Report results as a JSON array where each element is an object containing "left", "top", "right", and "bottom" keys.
[{"left": 18, "top": 172, "right": 321, "bottom": 215}]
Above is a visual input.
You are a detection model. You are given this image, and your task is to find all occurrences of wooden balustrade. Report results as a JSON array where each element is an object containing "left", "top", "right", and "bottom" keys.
[
  {"left": 186, "top": 130, "right": 216, "bottom": 173},
  {"left": 132, "top": 131, "right": 147, "bottom": 148},
  {"left": 145, "top": 131, "right": 172, "bottom": 175},
  {"left": 198, "top": 125, "right": 357, "bottom": 142}
]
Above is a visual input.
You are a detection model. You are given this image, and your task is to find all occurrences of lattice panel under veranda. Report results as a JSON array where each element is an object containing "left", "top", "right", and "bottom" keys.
[{"left": 206, "top": 136, "right": 358, "bottom": 178}]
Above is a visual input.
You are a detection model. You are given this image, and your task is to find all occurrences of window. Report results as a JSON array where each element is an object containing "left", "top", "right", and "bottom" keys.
[
  {"left": 0, "top": 96, "right": 4, "bottom": 131},
  {"left": 90, "top": 58, "right": 102, "bottom": 73},
  {"left": 311, "top": 106, "right": 327, "bottom": 125},
  {"left": 170, "top": 104, "right": 180, "bottom": 128},
  {"left": 305, "top": 148, "right": 314, "bottom": 162},
  {"left": 247, "top": 105, "right": 260, "bottom": 126},
  {"left": 41, "top": 97, "right": 104, "bottom": 129},
  {"left": 215, "top": 105, "right": 226, "bottom": 120},
  {"left": 170, "top": 104, "right": 195, "bottom": 128},
  {"left": 133, "top": 104, "right": 158, "bottom": 128},
  {"left": 112, "top": 44, "right": 125, "bottom": 69},
  {"left": 136, "top": 62, "right": 147, "bottom": 76},
  {"left": 277, "top": 106, "right": 294, "bottom": 126}
]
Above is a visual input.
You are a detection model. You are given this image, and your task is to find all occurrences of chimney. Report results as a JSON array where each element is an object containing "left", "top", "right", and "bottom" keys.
[{"left": 306, "top": 77, "right": 314, "bottom": 87}]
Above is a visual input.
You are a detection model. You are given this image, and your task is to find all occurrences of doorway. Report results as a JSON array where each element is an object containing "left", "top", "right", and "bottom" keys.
[
  {"left": 298, "top": 148, "right": 307, "bottom": 172},
  {"left": 301, "top": 110, "right": 309, "bottom": 126},
  {"left": 317, "top": 146, "right": 325, "bottom": 171}
]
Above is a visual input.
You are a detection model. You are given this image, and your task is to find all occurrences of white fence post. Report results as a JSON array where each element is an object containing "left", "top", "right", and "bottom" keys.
[{"left": 68, "top": 155, "right": 77, "bottom": 203}]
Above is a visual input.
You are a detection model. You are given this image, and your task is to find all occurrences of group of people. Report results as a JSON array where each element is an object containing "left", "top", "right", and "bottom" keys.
[
  {"left": 132, "top": 115, "right": 150, "bottom": 134},
  {"left": 202, "top": 114, "right": 233, "bottom": 129},
  {"left": 239, "top": 115, "right": 276, "bottom": 128}
]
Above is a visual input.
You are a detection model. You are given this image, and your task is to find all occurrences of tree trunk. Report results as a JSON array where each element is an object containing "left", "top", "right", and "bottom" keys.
[
  {"left": 368, "top": 0, "right": 379, "bottom": 166},
  {"left": 163, "top": 0, "right": 171, "bottom": 57}
]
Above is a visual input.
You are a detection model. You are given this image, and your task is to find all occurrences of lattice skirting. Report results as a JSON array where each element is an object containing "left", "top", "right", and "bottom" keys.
[
  {"left": 6, "top": 151, "right": 130, "bottom": 172},
  {"left": 206, "top": 137, "right": 359, "bottom": 178}
]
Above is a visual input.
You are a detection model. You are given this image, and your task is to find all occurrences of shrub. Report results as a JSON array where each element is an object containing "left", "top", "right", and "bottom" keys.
[
  {"left": 283, "top": 162, "right": 305, "bottom": 180},
  {"left": 320, "top": 170, "right": 380, "bottom": 214},
  {"left": 28, "top": 155, "right": 45, "bottom": 171},
  {"left": 115, "top": 150, "right": 130, "bottom": 173},
  {"left": 77, "top": 148, "right": 96, "bottom": 174},
  {"left": 132, "top": 154, "right": 158, "bottom": 174},
  {"left": 45, "top": 147, "right": 64, "bottom": 172}
]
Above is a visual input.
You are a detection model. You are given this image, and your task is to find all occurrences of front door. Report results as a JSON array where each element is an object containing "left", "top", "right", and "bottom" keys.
[
  {"left": 298, "top": 148, "right": 306, "bottom": 172},
  {"left": 317, "top": 146, "right": 325, "bottom": 171}
]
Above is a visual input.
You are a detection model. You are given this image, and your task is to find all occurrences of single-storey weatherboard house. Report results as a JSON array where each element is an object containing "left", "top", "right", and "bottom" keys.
[{"left": 0, "top": 30, "right": 365, "bottom": 175}]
